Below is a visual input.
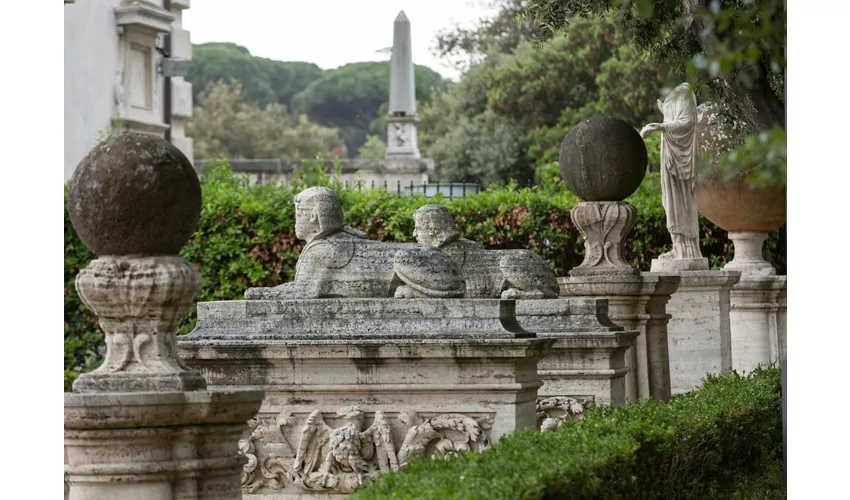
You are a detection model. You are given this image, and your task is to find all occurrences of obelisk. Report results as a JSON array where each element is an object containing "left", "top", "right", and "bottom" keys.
[{"left": 386, "top": 11, "right": 420, "bottom": 158}]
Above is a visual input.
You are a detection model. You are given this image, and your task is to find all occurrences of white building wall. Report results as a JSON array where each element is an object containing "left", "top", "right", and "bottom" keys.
[
  {"left": 64, "top": 0, "right": 122, "bottom": 181},
  {"left": 64, "top": 0, "right": 193, "bottom": 181}
]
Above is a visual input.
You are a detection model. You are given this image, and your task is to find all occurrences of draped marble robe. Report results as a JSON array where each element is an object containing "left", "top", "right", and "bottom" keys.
[{"left": 641, "top": 83, "right": 703, "bottom": 261}]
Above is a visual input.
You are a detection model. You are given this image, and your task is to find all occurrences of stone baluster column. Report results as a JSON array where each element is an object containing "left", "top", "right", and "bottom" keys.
[{"left": 64, "top": 134, "right": 264, "bottom": 500}]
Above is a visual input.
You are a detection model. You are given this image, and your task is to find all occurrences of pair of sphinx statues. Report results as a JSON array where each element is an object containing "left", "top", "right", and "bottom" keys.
[{"left": 244, "top": 186, "right": 559, "bottom": 301}]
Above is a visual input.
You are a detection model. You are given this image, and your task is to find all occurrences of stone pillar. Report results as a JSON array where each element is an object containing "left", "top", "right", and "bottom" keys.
[
  {"left": 64, "top": 134, "right": 263, "bottom": 500},
  {"left": 731, "top": 275, "right": 787, "bottom": 372},
  {"left": 560, "top": 275, "right": 680, "bottom": 402},
  {"left": 556, "top": 116, "right": 679, "bottom": 403},
  {"left": 386, "top": 11, "right": 420, "bottom": 159},
  {"left": 653, "top": 271, "right": 741, "bottom": 395},
  {"left": 517, "top": 298, "right": 638, "bottom": 408}
]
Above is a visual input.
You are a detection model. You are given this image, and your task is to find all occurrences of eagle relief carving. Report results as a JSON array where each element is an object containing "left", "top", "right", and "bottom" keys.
[{"left": 237, "top": 406, "right": 494, "bottom": 494}]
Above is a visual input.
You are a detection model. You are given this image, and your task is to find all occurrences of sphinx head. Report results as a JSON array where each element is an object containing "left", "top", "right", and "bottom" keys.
[
  {"left": 413, "top": 204, "right": 461, "bottom": 248},
  {"left": 294, "top": 186, "right": 344, "bottom": 243}
]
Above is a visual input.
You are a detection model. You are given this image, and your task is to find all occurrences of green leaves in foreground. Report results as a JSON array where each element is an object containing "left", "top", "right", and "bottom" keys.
[{"left": 354, "top": 367, "right": 783, "bottom": 500}]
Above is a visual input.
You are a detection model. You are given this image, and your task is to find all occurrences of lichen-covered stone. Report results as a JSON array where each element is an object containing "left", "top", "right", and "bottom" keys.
[
  {"left": 558, "top": 116, "right": 647, "bottom": 202},
  {"left": 413, "top": 204, "right": 559, "bottom": 298},
  {"left": 68, "top": 133, "right": 201, "bottom": 256},
  {"left": 244, "top": 187, "right": 466, "bottom": 300}
]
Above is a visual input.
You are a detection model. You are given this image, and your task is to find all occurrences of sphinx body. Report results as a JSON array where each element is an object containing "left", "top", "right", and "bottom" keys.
[
  {"left": 244, "top": 187, "right": 465, "bottom": 300},
  {"left": 413, "top": 205, "right": 559, "bottom": 299}
]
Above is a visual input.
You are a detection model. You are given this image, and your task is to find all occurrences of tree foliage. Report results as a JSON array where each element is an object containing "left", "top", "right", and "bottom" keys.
[
  {"left": 421, "top": 15, "right": 664, "bottom": 183},
  {"left": 523, "top": 0, "right": 786, "bottom": 134},
  {"left": 291, "top": 62, "right": 448, "bottom": 154},
  {"left": 188, "top": 80, "right": 346, "bottom": 160},
  {"left": 433, "top": 0, "right": 553, "bottom": 73},
  {"left": 187, "top": 42, "right": 324, "bottom": 108},
  {"left": 356, "top": 135, "right": 387, "bottom": 159}
]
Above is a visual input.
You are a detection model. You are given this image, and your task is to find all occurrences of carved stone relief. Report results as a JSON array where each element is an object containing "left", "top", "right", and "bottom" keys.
[
  {"left": 536, "top": 396, "right": 594, "bottom": 432},
  {"left": 237, "top": 406, "right": 493, "bottom": 494}
]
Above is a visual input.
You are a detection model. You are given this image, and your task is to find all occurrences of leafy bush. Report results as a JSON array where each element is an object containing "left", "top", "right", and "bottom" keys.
[
  {"left": 63, "top": 159, "right": 785, "bottom": 390},
  {"left": 353, "top": 366, "right": 783, "bottom": 500}
]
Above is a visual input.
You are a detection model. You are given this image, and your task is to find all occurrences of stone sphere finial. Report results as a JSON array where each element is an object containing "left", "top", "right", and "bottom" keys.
[
  {"left": 558, "top": 116, "right": 647, "bottom": 202},
  {"left": 68, "top": 134, "right": 202, "bottom": 256}
]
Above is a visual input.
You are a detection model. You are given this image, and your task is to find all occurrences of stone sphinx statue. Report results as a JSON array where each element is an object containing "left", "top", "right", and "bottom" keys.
[
  {"left": 244, "top": 187, "right": 465, "bottom": 299},
  {"left": 412, "top": 204, "right": 559, "bottom": 299},
  {"left": 640, "top": 82, "right": 709, "bottom": 271}
]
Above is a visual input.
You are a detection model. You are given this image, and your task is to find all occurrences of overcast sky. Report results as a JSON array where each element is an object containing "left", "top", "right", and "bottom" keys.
[{"left": 182, "top": 0, "right": 497, "bottom": 81}]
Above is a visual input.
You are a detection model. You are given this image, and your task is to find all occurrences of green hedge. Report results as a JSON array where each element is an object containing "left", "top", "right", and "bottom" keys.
[
  {"left": 353, "top": 367, "right": 783, "bottom": 500},
  {"left": 63, "top": 159, "right": 785, "bottom": 390}
]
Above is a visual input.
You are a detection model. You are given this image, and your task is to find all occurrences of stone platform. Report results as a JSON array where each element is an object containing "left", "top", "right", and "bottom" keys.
[
  {"left": 517, "top": 298, "right": 637, "bottom": 409},
  {"left": 178, "top": 298, "right": 553, "bottom": 497}
]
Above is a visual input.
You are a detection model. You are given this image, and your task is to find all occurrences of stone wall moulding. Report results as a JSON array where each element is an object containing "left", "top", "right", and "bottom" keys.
[
  {"left": 172, "top": 0, "right": 191, "bottom": 10},
  {"left": 115, "top": 1, "right": 176, "bottom": 34}
]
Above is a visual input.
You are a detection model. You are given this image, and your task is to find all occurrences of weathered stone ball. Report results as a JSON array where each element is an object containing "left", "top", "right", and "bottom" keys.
[
  {"left": 558, "top": 116, "right": 647, "bottom": 201},
  {"left": 68, "top": 134, "right": 202, "bottom": 256}
]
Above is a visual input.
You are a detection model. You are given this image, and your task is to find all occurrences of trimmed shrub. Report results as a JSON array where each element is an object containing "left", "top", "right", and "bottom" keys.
[
  {"left": 63, "top": 159, "right": 785, "bottom": 390},
  {"left": 353, "top": 367, "right": 783, "bottom": 500}
]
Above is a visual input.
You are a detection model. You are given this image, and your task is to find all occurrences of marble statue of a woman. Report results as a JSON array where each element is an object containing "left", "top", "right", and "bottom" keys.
[{"left": 640, "top": 82, "right": 709, "bottom": 272}]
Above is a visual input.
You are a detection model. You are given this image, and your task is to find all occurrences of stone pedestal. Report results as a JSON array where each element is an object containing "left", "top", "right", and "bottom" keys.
[
  {"left": 65, "top": 391, "right": 263, "bottom": 500},
  {"left": 650, "top": 271, "right": 741, "bottom": 395},
  {"left": 516, "top": 298, "right": 638, "bottom": 409},
  {"left": 569, "top": 202, "right": 639, "bottom": 277},
  {"left": 730, "top": 275, "right": 788, "bottom": 372},
  {"left": 725, "top": 231, "right": 777, "bottom": 276},
  {"left": 178, "top": 298, "right": 553, "bottom": 498},
  {"left": 65, "top": 135, "right": 265, "bottom": 500},
  {"left": 558, "top": 274, "right": 680, "bottom": 402},
  {"left": 650, "top": 256, "right": 709, "bottom": 272},
  {"left": 65, "top": 255, "right": 266, "bottom": 500}
]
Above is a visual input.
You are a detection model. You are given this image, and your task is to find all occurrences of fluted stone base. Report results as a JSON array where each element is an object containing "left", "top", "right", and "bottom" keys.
[{"left": 65, "top": 390, "right": 264, "bottom": 500}]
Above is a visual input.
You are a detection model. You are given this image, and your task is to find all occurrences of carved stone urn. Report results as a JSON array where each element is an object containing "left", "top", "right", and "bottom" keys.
[
  {"left": 694, "top": 102, "right": 786, "bottom": 276},
  {"left": 696, "top": 179, "right": 786, "bottom": 275}
]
